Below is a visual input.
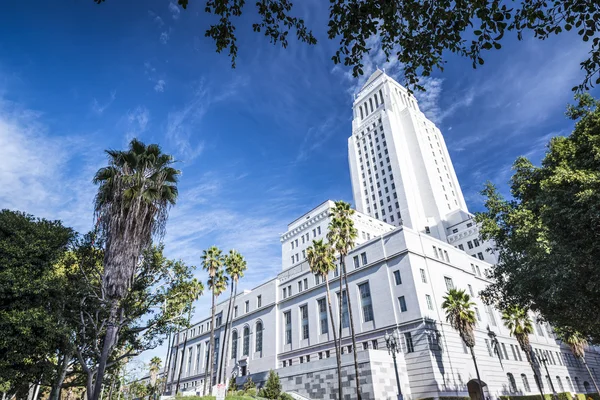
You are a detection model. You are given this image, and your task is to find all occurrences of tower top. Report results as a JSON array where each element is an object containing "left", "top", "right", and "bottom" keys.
[{"left": 360, "top": 68, "right": 385, "bottom": 91}]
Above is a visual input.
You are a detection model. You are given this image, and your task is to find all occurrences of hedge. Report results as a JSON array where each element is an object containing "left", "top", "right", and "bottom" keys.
[{"left": 500, "top": 393, "right": 599, "bottom": 400}]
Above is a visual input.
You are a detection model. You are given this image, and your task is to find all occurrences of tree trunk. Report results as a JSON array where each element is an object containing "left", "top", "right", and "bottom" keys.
[
  {"left": 469, "top": 346, "right": 485, "bottom": 400},
  {"left": 341, "top": 258, "right": 361, "bottom": 400},
  {"left": 204, "top": 292, "right": 216, "bottom": 396},
  {"left": 582, "top": 357, "right": 600, "bottom": 394},
  {"left": 176, "top": 309, "right": 192, "bottom": 395},
  {"left": 218, "top": 279, "right": 236, "bottom": 384},
  {"left": 325, "top": 276, "right": 343, "bottom": 400},
  {"left": 170, "top": 339, "right": 179, "bottom": 395},
  {"left": 50, "top": 351, "right": 73, "bottom": 400},
  {"left": 32, "top": 384, "right": 40, "bottom": 400},
  {"left": 92, "top": 301, "right": 120, "bottom": 400},
  {"left": 526, "top": 349, "right": 545, "bottom": 400},
  {"left": 162, "top": 331, "right": 174, "bottom": 395},
  {"left": 338, "top": 258, "right": 343, "bottom": 357},
  {"left": 222, "top": 279, "right": 238, "bottom": 381}
]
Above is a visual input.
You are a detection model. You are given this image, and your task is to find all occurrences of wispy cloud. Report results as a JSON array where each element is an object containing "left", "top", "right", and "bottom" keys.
[
  {"left": 154, "top": 79, "right": 166, "bottom": 93},
  {"left": 296, "top": 115, "right": 342, "bottom": 162},
  {"left": 148, "top": 10, "right": 164, "bottom": 27},
  {"left": 168, "top": 1, "right": 181, "bottom": 20},
  {"left": 91, "top": 90, "right": 116, "bottom": 115}
]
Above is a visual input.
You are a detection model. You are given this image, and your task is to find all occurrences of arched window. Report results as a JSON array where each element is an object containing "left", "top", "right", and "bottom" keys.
[
  {"left": 556, "top": 377, "right": 564, "bottom": 392},
  {"left": 243, "top": 326, "right": 250, "bottom": 356},
  {"left": 379, "top": 89, "right": 384, "bottom": 105},
  {"left": 566, "top": 377, "right": 574, "bottom": 392},
  {"left": 584, "top": 381, "right": 591, "bottom": 393},
  {"left": 231, "top": 330, "right": 238, "bottom": 360},
  {"left": 534, "top": 374, "right": 543, "bottom": 390},
  {"left": 359, "top": 106, "right": 364, "bottom": 120},
  {"left": 369, "top": 98, "right": 374, "bottom": 112},
  {"left": 364, "top": 102, "right": 369, "bottom": 116},
  {"left": 575, "top": 377, "right": 580, "bottom": 392},
  {"left": 507, "top": 373, "right": 517, "bottom": 393},
  {"left": 256, "top": 321, "right": 263, "bottom": 355},
  {"left": 374, "top": 94, "right": 379, "bottom": 107},
  {"left": 521, "top": 374, "right": 531, "bottom": 392}
]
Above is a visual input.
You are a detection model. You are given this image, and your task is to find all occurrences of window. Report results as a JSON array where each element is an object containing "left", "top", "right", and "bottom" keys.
[
  {"left": 420, "top": 268, "right": 427, "bottom": 283},
  {"left": 502, "top": 343, "right": 510, "bottom": 359},
  {"left": 521, "top": 374, "right": 531, "bottom": 392},
  {"left": 318, "top": 298, "right": 328, "bottom": 334},
  {"left": 284, "top": 311, "right": 292, "bottom": 344},
  {"left": 339, "top": 291, "right": 349, "bottom": 328},
  {"left": 361, "top": 252, "right": 368, "bottom": 265},
  {"left": 404, "top": 332, "right": 414, "bottom": 353},
  {"left": 556, "top": 376, "right": 564, "bottom": 392},
  {"left": 257, "top": 295, "right": 262, "bottom": 308},
  {"left": 301, "top": 305, "right": 309, "bottom": 340},
  {"left": 486, "top": 306, "right": 498, "bottom": 326},
  {"left": 315, "top": 274, "right": 320, "bottom": 285},
  {"left": 398, "top": 296, "right": 407, "bottom": 312},
  {"left": 245, "top": 301, "right": 249, "bottom": 313},
  {"left": 467, "top": 241, "right": 474, "bottom": 249},
  {"left": 353, "top": 255, "right": 360, "bottom": 269},
  {"left": 433, "top": 246, "right": 438, "bottom": 258},
  {"left": 473, "top": 238, "right": 480, "bottom": 247},
  {"left": 566, "top": 377, "right": 574, "bottom": 392},
  {"left": 231, "top": 330, "right": 238, "bottom": 359},
  {"left": 508, "top": 373, "right": 518, "bottom": 392},
  {"left": 298, "top": 281, "right": 302, "bottom": 292},
  {"left": 444, "top": 250, "right": 449, "bottom": 262},
  {"left": 256, "top": 322, "right": 263, "bottom": 353},
  {"left": 476, "top": 265, "right": 481, "bottom": 276},
  {"left": 317, "top": 226, "right": 321, "bottom": 235},
  {"left": 444, "top": 276, "right": 454, "bottom": 291},
  {"left": 511, "top": 344, "right": 518, "bottom": 360},
  {"left": 234, "top": 305, "right": 238, "bottom": 317},
  {"left": 302, "top": 249, "right": 306, "bottom": 259},
  {"left": 485, "top": 339, "right": 493, "bottom": 356},
  {"left": 187, "top": 347, "right": 193, "bottom": 375},
  {"left": 195, "top": 344, "right": 202, "bottom": 371},
  {"left": 458, "top": 244, "right": 464, "bottom": 250},
  {"left": 426, "top": 294, "right": 433, "bottom": 310},
  {"left": 394, "top": 270, "right": 402, "bottom": 285},
  {"left": 452, "top": 228, "right": 458, "bottom": 233},
  {"left": 477, "top": 252, "right": 484, "bottom": 260},
  {"left": 468, "top": 284, "right": 474, "bottom": 296},
  {"left": 304, "top": 278, "right": 308, "bottom": 290},
  {"left": 474, "top": 307, "right": 481, "bottom": 321},
  {"left": 359, "top": 282, "right": 374, "bottom": 322},
  {"left": 242, "top": 326, "right": 250, "bottom": 356}
]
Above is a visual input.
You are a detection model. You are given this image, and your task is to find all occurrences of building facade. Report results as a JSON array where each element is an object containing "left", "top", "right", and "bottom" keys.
[{"left": 164, "top": 71, "right": 600, "bottom": 400}]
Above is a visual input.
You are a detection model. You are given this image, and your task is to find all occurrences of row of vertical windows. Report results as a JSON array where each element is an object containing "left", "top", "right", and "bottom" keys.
[
  {"left": 358, "top": 89, "right": 384, "bottom": 120},
  {"left": 433, "top": 246, "right": 450, "bottom": 262},
  {"left": 230, "top": 322, "right": 263, "bottom": 359}
]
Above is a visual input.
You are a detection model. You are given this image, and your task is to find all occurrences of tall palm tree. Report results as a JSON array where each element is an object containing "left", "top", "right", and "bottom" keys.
[
  {"left": 307, "top": 240, "right": 342, "bottom": 400},
  {"left": 442, "top": 289, "right": 485, "bottom": 400},
  {"left": 327, "top": 201, "right": 361, "bottom": 400},
  {"left": 176, "top": 279, "right": 204, "bottom": 394},
  {"left": 202, "top": 246, "right": 224, "bottom": 394},
  {"left": 149, "top": 357, "right": 162, "bottom": 400},
  {"left": 92, "top": 139, "right": 180, "bottom": 400},
  {"left": 218, "top": 250, "right": 247, "bottom": 384},
  {"left": 502, "top": 306, "right": 545, "bottom": 400},
  {"left": 555, "top": 327, "right": 600, "bottom": 394}
]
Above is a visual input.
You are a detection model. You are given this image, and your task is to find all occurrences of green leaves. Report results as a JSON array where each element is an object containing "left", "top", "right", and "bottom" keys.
[{"left": 477, "top": 93, "right": 600, "bottom": 342}]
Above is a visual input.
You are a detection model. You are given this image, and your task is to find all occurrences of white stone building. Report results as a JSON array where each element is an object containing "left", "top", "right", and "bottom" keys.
[{"left": 165, "top": 71, "right": 600, "bottom": 400}]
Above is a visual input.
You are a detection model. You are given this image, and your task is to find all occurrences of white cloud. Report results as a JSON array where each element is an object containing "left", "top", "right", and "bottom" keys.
[
  {"left": 0, "top": 98, "right": 103, "bottom": 233},
  {"left": 91, "top": 90, "right": 116, "bottom": 115},
  {"left": 296, "top": 115, "right": 341, "bottom": 162},
  {"left": 160, "top": 30, "right": 170, "bottom": 45},
  {"left": 168, "top": 1, "right": 181, "bottom": 20},
  {"left": 148, "top": 10, "right": 164, "bottom": 27},
  {"left": 154, "top": 79, "right": 166, "bottom": 93}
]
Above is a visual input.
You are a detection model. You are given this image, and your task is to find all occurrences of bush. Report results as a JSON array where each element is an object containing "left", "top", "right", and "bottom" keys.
[
  {"left": 586, "top": 393, "right": 600, "bottom": 400},
  {"left": 557, "top": 392, "right": 573, "bottom": 400},
  {"left": 440, "top": 397, "right": 470, "bottom": 400},
  {"left": 228, "top": 378, "right": 238, "bottom": 393},
  {"left": 244, "top": 388, "right": 257, "bottom": 397},
  {"left": 243, "top": 376, "right": 256, "bottom": 391},
  {"left": 499, "top": 395, "right": 554, "bottom": 400},
  {"left": 258, "top": 370, "right": 282, "bottom": 399},
  {"left": 279, "top": 393, "right": 294, "bottom": 400}
]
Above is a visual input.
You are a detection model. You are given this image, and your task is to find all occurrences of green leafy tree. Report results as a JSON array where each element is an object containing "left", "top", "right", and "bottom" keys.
[
  {"left": 502, "top": 306, "right": 544, "bottom": 399},
  {"left": 96, "top": 0, "right": 599, "bottom": 92},
  {"left": 92, "top": 138, "right": 180, "bottom": 400},
  {"left": 327, "top": 201, "right": 360, "bottom": 400},
  {"left": 477, "top": 93, "right": 600, "bottom": 342},
  {"left": 218, "top": 249, "right": 247, "bottom": 384},
  {"left": 442, "top": 289, "right": 484, "bottom": 400},
  {"left": 0, "top": 210, "right": 77, "bottom": 399},
  {"left": 554, "top": 327, "right": 600, "bottom": 394},
  {"left": 258, "top": 370, "right": 282, "bottom": 399},
  {"left": 201, "top": 246, "right": 227, "bottom": 395},
  {"left": 307, "top": 239, "right": 342, "bottom": 400}
]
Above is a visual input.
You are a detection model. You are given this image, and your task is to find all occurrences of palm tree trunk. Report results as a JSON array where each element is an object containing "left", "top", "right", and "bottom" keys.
[
  {"left": 341, "top": 258, "right": 361, "bottom": 400},
  {"left": 221, "top": 279, "right": 238, "bottom": 385},
  {"left": 92, "top": 300, "right": 120, "bottom": 400},
  {"left": 176, "top": 311, "right": 191, "bottom": 395},
  {"left": 170, "top": 339, "right": 179, "bottom": 394},
  {"left": 469, "top": 346, "right": 486, "bottom": 400},
  {"left": 218, "top": 279, "right": 235, "bottom": 384},
  {"left": 582, "top": 357, "right": 600, "bottom": 394},
  {"left": 205, "top": 291, "right": 216, "bottom": 395},
  {"left": 526, "top": 350, "right": 545, "bottom": 400},
  {"left": 162, "top": 332, "right": 175, "bottom": 395},
  {"left": 337, "top": 258, "right": 343, "bottom": 360},
  {"left": 325, "top": 276, "right": 343, "bottom": 400}
]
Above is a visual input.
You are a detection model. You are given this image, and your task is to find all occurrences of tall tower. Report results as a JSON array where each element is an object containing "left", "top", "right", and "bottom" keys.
[{"left": 348, "top": 70, "right": 469, "bottom": 240}]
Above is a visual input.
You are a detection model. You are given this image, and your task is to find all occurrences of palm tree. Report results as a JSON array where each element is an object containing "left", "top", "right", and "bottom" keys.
[
  {"left": 202, "top": 246, "right": 227, "bottom": 396},
  {"left": 327, "top": 201, "right": 361, "bottom": 400},
  {"left": 502, "top": 306, "right": 545, "bottom": 400},
  {"left": 442, "top": 289, "right": 485, "bottom": 400},
  {"left": 218, "top": 250, "right": 247, "bottom": 384},
  {"left": 176, "top": 279, "right": 204, "bottom": 394},
  {"left": 92, "top": 139, "right": 180, "bottom": 400},
  {"left": 307, "top": 240, "right": 342, "bottom": 400},
  {"left": 555, "top": 327, "right": 600, "bottom": 395},
  {"left": 149, "top": 357, "right": 162, "bottom": 400}
]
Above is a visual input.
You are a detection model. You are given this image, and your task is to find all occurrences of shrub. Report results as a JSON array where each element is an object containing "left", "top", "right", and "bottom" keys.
[
  {"left": 243, "top": 376, "right": 256, "bottom": 391},
  {"left": 440, "top": 397, "right": 470, "bottom": 400},
  {"left": 259, "top": 370, "right": 282, "bottom": 399},
  {"left": 279, "top": 393, "right": 294, "bottom": 400},
  {"left": 228, "top": 378, "right": 238, "bottom": 393},
  {"left": 244, "top": 388, "right": 257, "bottom": 396},
  {"left": 557, "top": 392, "right": 573, "bottom": 400},
  {"left": 586, "top": 393, "right": 600, "bottom": 400},
  {"left": 499, "top": 395, "right": 554, "bottom": 400}
]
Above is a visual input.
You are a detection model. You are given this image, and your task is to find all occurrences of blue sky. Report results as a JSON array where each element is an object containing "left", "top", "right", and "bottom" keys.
[{"left": 1, "top": 0, "right": 597, "bottom": 373}]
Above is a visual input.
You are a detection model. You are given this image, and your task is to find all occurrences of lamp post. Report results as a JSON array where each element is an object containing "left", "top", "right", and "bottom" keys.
[
  {"left": 385, "top": 330, "right": 404, "bottom": 400},
  {"left": 539, "top": 356, "right": 558, "bottom": 400},
  {"left": 487, "top": 326, "right": 503, "bottom": 369}
]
